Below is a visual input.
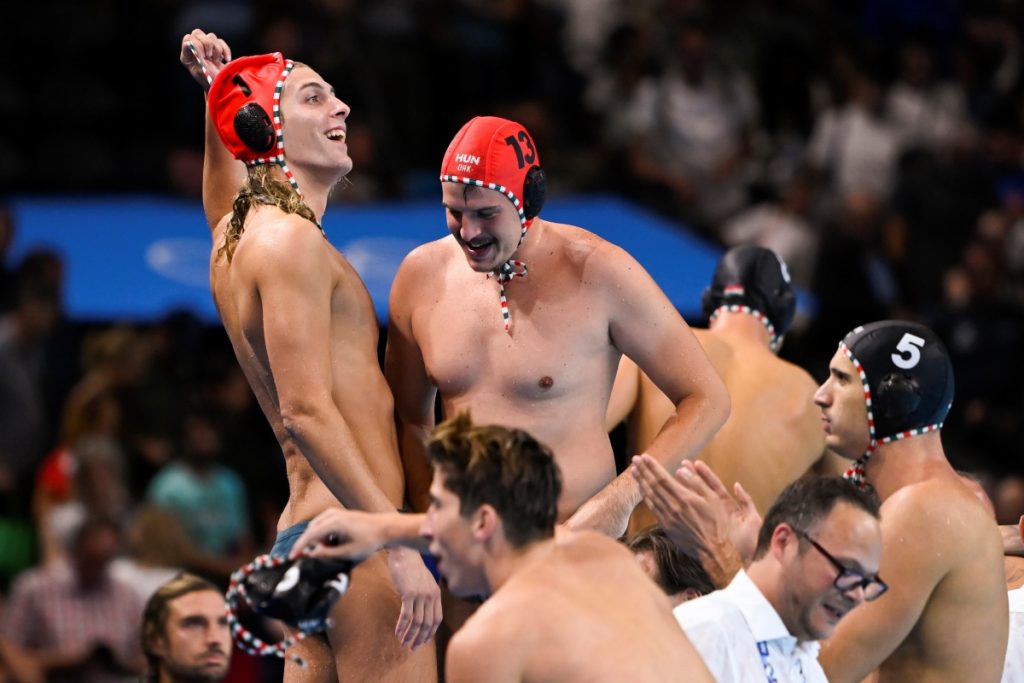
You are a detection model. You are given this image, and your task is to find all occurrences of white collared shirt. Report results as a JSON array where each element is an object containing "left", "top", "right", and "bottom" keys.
[
  {"left": 673, "top": 569, "right": 828, "bottom": 683},
  {"left": 1003, "top": 587, "right": 1024, "bottom": 683}
]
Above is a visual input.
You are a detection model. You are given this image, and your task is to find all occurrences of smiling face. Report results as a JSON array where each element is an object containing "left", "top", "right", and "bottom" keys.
[
  {"left": 278, "top": 65, "right": 352, "bottom": 180},
  {"left": 442, "top": 183, "right": 524, "bottom": 272},
  {"left": 777, "top": 502, "right": 883, "bottom": 641},
  {"left": 419, "top": 468, "right": 489, "bottom": 598},
  {"left": 814, "top": 348, "right": 872, "bottom": 459},
  {"left": 153, "top": 590, "right": 231, "bottom": 682}
]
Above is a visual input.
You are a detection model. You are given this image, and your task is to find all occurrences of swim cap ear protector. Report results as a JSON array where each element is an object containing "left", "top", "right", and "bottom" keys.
[
  {"left": 701, "top": 246, "right": 796, "bottom": 351},
  {"left": 208, "top": 53, "right": 305, "bottom": 196},
  {"left": 839, "top": 320, "right": 955, "bottom": 486},
  {"left": 440, "top": 116, "right": 547, "bottom": 224}
]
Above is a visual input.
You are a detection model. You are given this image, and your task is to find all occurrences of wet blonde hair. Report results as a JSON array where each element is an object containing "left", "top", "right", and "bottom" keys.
[
  {"left": 217, "top": 164, "right": 319, "bottom": 262},
  {"left": 218, "top": 61, "right": 320, "bottom": 263}
]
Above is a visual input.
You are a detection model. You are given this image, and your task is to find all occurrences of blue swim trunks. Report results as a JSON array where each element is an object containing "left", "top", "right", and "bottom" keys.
[
  {"left": 271, "top": 520, "right": 310, "bottom": 558},
  {"left": 270, "top": 519, "right": 441, "bottom": 582}
]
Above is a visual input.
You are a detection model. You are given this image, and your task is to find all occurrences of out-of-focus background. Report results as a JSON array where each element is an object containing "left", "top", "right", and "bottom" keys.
[{"left": 3, "top": 1, "right": 1024, "bottom": 680}]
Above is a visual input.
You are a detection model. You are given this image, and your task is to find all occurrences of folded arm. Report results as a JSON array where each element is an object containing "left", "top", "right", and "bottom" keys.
[{"left": 566, "top": 246, "right": 730, "bottom": 537}]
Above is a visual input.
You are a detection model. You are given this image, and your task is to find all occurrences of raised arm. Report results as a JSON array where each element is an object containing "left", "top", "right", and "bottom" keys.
[
  {"left": 385, "top": 249, "right": 439, "bottom": 513},
  {"left": 819, "top": 488, "right": 950, "bottom": 683},
  {"left": 566, "top": 245, "right": 730, "bottom": 537},
  {"left": 178, "top": 29, "right": 245, "bottom": 231}
]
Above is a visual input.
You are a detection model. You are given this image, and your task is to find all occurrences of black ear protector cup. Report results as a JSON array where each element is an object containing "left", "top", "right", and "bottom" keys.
[
  {"left": 234, "top": 102, "right": 275, "bottom": 153},
  {"left": 875, "top": 373, "right": 922, "bottom": 424},
  {"left": 523, "top": 166, "right": 547, "bottom": 220}
]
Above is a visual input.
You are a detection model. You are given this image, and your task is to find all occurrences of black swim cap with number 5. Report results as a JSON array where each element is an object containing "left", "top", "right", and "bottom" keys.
[{"left": 840, "top": 321, "right": 955, "bottom": 441}]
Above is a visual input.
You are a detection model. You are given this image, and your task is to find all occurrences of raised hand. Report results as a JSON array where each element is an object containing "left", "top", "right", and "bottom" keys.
[
  {"left": 630, "top": 454, "right": 748, "bottom": 587},
  {"left": 179, "top": 29, "right": 232, "bottom": 91}
]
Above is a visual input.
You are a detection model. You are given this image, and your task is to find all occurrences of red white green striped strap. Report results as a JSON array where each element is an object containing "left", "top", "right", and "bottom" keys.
[
  {"left": 838, "top": 341, "right": 943, "bottom": 489},
  {"left": 225, "top": 552, "right": 314, "bottom": 668},
  {"left": 441, "top": 174, "right": 530, "bottom": 332}
]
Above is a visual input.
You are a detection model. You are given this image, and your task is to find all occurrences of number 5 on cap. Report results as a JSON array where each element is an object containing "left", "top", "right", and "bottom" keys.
[{"left": 892, "top": 333, "right": 925, "bottom": 369}]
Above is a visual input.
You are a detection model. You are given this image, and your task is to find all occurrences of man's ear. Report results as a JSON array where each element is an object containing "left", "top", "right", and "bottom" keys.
[
  {"left": 473, "top": 504, "right": 499, "bottom": 542},
  {"left": 770, "top": 523, "right": 797, "bottom": 561},
  {"left": 147, "top": 632, "right": 168, "bottom": 659}
]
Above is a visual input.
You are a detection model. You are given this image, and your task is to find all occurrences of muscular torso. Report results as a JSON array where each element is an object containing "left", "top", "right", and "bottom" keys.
[
  {"left": 210, "top": 208, "right": 403, "bottom": 529},
  {"left": 409, "top": 225, "right": 620, "bottom": 521},
  {"left": 464, "top": 533, "right": 713, "bottom": 682},
  {"left": 877, "top": 480, "right": 1008, "bottom": 683},
  {"left": 628, "top": 329, "right": 825, "bottom": 517}
]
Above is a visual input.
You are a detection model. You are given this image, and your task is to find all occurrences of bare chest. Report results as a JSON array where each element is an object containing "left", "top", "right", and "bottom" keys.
[
  {"left": 211, "top": 241, "right": 380, "bottom": 366},
  {"left": 413, "top": 273, "right": 614, "bottom": 402}
]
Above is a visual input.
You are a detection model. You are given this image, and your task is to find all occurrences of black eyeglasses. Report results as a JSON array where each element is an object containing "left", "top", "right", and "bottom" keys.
[{"left": 793, "top": 528, "right": 888, "bottom": 601}]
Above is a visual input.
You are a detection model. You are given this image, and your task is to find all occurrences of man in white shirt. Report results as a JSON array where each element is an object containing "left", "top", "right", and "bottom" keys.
[
  {"left": 673, "top": 476, "right": 884, "bottom": 683},
  {"left": 1005, "top": 587, "right": 1024, "bottom": 683}
]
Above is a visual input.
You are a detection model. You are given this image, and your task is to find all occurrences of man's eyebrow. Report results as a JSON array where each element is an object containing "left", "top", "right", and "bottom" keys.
[
  {"left": 835, "top": 555, "right": 873, "bottom": 575},
  {"left": 298, "top": 82, "right": 335, "bottom": 96},
  {"left": 442, "top": 202, "right": 499, "bottom": 211}
]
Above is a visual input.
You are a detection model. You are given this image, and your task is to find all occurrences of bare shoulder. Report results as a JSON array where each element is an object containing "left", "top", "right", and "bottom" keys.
[
  {"left": 393, "top": 236, "right": 455, "bottom": 282},
  {"left": 882, "top": 477, "right": 993, "bottom": 547},
  {"left": 551, "top": 222, "right": 635, "bottom": 270},
  {"left": 232, "top": 208, "right": 328, "bottom": 265},
  {"left": 559, "top": 528, "right": 631, "bottom": 558},
  {"left": 448, "top": 590, "right": 533, "bottom": 679}
]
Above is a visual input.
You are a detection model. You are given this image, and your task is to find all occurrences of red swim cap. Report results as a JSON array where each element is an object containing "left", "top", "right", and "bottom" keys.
[
  {"left": 440, "top": 116, "right": 546, "bottom": 224},
  {"left": 208, "top": 53, "right": 296, "bottom": 165}
]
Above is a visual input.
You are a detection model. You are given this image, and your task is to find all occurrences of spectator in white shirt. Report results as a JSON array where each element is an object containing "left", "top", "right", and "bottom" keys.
[
  {"left": 1004, "top": 587, "right": 1024, "bottom": 683},
  {"left": 673, "top": 476, "right": 884, "bottom": 683}
]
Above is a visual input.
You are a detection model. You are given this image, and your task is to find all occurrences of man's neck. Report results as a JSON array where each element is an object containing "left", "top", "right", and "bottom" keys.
[
  {"left": 745, "top": 560, "right": 807, "bottom": 641},
  {"left": 865, "top": 431, "right": 950, "bottom": 501},
  {"left": 484, "top": 535, "right": 556, "bottom": 594},
  {"left": 709, "top": 311, "right": 772, "bottom": 348},
  {"left": 271, "top": 165, "right": 332, "bottom": 224},
  {"left": 506, "top": 218, "right": 546, "bottom": 267}
]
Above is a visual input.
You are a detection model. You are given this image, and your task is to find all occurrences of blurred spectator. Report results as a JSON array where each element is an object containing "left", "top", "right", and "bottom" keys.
[
  {"left": 887, "top": 33, "right": 972, "bottom": 156},
  {"left": 0, "top": 623, "right": 43, "bottom": 683},
  {"left": 994, "top": 476, "right": 1024, "bottom": 527},
  {"left": 110, "top": 506, "right": 219, "bottom": 604},
  {"left": 625, "top": 15, "right": 758, "bottom": 233},
  {"left": 805, "top": 60, "right": 903, "bottom": 207},
  {"left": 0, "top": 206, "right": 14, "bottom": 313},
  {"left": 202, "top": 358, "right": 284, "bottom": 549},
  {"left": 0, "top": 276, "right": 60, "bottom": 503},
  {"left": 810, "top": 192, "right": 901, "bottom": 363},
  {"left": 146, "top": 403, "right": 253, "bottom": 562},
  {"left": 34, "top": 436, "right": 130, "bottom": 566},
  {"left": 720, "top": 172, "right": 819, "bottom": 288},
  {"left": 0, "top": 515, "right": 144, "bottom": 683}
]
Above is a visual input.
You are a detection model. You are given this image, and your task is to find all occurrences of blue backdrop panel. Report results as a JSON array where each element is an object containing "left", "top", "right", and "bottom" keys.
[{"left": 9, "top": 195, "right": 721, "bottom": 323}]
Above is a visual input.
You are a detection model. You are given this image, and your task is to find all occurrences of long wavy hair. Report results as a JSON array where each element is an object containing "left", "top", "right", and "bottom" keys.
[{"left": 216, "top": 164, "right": 319, "bottom": 263}]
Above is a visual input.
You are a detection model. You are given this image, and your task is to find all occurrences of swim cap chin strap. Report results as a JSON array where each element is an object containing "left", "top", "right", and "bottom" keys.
[
  {"left": 839, "top": 342, "right": 944, "bottom": 489},
  {"left": 442, "top": 174, "right": 531, "bottom": 332},
  {"left": 493, "top": 255, "right": 528, "bottom": 331}
]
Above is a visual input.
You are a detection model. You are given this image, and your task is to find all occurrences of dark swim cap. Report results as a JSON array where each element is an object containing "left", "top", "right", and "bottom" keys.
[
  {"left": 701, "top": 246, "right": 796, "bottom": 350},
  {"left": 839, "top": 321, "right": 954, "bottom": 486}
]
